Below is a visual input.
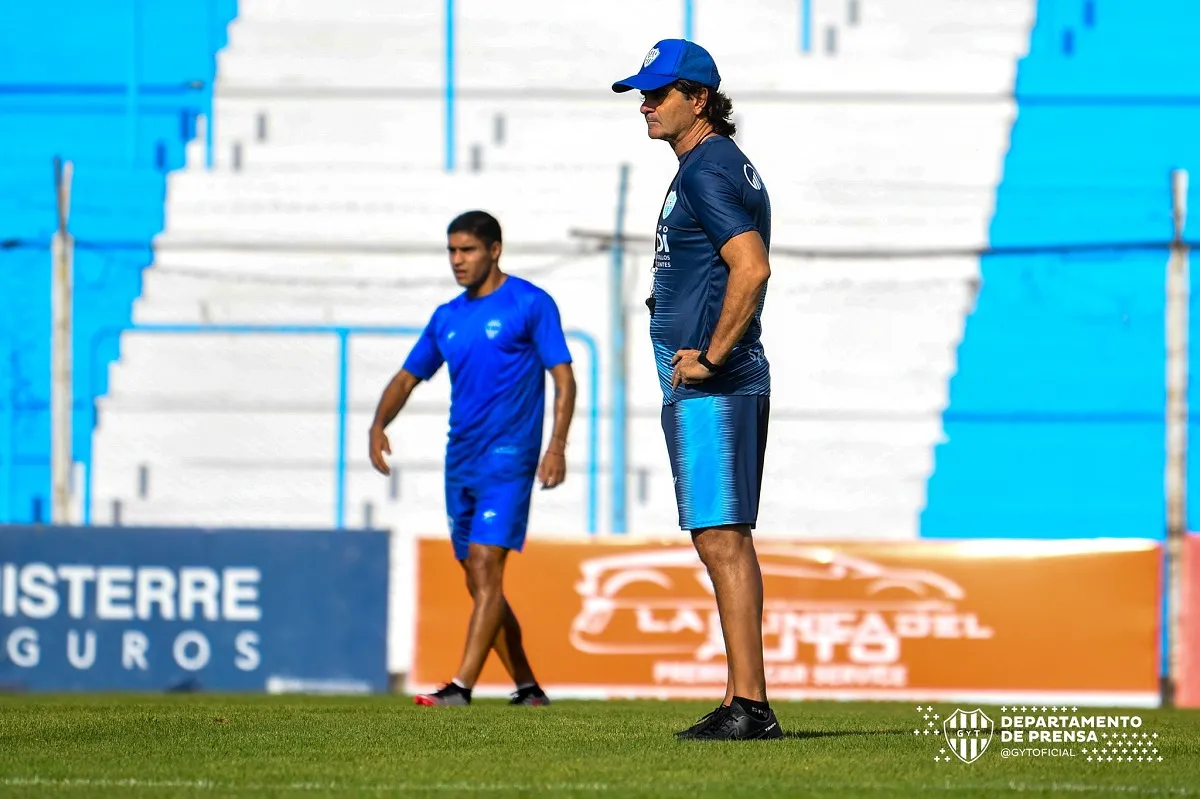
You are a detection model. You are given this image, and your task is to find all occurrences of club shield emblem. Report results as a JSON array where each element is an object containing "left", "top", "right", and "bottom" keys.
[{"left": 943, "top": 708, "right": 994, "bottom": 763}]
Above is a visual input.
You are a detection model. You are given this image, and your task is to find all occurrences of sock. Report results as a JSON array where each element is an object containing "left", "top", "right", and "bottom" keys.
[
  {"left": 516, "top": 682, "right": 537, "bottom": 692},
  {"left": 451, "top": 678, "right": 472, "bottom": 696},
  {"left": 733, "top": 696, "right": 770, "bottom": 721}
]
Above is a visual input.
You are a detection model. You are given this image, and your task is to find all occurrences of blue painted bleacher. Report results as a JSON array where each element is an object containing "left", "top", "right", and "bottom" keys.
[
  {"left": 923, "top": 0, "right": 1200, "bottom": 539},
  {"left": 0, "top": 0, "right": 237, "bottom": 523}
]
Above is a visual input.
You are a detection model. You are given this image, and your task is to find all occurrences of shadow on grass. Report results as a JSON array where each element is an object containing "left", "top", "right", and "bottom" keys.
[{"left": 782, "top": 729, "right": 913, "bottom": 740}]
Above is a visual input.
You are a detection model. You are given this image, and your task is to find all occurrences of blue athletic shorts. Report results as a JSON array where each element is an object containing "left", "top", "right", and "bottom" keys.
[
  {"left": 661, "top": 394, "right": 770, "bottom": 531},
  {"left": 444, "top": 474, "right": 535, "bottom": 561}
]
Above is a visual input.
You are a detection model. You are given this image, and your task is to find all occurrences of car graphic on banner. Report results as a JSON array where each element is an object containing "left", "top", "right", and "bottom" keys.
[{"left": 569, "top": 545, "right": 967, "bottom": 657}]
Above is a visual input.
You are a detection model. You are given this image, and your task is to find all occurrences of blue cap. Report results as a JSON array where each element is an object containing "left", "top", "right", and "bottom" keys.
[{"left": 611, "top": 39, "right": 721, "bottom": 93}]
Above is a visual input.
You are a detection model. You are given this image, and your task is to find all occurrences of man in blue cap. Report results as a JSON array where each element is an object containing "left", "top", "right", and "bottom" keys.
[{"left": 613, "top": 40, "right": 781, "bottom": 741}]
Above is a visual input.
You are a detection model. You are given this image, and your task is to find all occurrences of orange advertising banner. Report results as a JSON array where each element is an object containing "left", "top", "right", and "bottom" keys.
[{"left": 411, "top": 537, "right": 1162, "bottom": 705}]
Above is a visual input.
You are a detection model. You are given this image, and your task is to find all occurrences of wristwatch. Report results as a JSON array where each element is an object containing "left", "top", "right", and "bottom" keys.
[{"left": 697, "top": 351, "right": 723, "bottom": 373}]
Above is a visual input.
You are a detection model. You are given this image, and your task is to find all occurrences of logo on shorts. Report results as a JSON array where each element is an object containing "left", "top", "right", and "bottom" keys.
[
  {"left": 662, "top": 190, "right": 677, "bottom": 219},
  {"left": 482, "top": 510, "right": 497, "bottom": 523},
  {"left": 485, "top": 319, "right": 502, "bottom": 339},
  {"left": 446, "top": 515, "right": 455, "bottom": 533},
  {"left": 643, "top": 47, "right": 660, "bottom": 67},
  {"left": 744, "top": 164, "right": 762, "bottom": 190}
]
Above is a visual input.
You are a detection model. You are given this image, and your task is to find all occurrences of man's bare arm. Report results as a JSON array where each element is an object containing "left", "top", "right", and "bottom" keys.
[
  {"left": 368, "top": 369, "right": 422, "bottom": 475},
  {"left": 538, "top": 362, "right": 577, "bottom": 488},
  {"left": 705, "top": 230, "right": 771, "bottom": 365},
  {"left": 371, "top": 369, "right": 421, "bottom": 430},
  {"left": 546, "top": 363, "right": 576, "bottom": 449}
]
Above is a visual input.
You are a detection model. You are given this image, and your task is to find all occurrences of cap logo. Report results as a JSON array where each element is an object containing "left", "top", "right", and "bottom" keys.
[{"left": 643, "top": 47, "right": 661, "bottom": 67}]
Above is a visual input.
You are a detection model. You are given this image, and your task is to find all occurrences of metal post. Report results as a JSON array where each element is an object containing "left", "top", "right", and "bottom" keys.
[
  {"left": 52, "top": 158, "right": 75, "bottom": 526},
  {"left": 82, "top": 425, "right": 93, "bottom": 525},
  {"left": 1165, "top": 169, "right": 1190, "bottom": 707},
  {"left": 800, "top": 0, "right": 813, "bottom": 53},
  {"left": 204, "top": 107, "right": 215, "bottom": 171},
  {"left": 444, "top": 0, "right": 456, "bottom": 172},
  {"left": 127, "top": 0, "right": 141, "bottom": 167},
  {"left": 205, "top": 0, "right": 217, "bottom": 169},
  {"left": 610, "top": 164, "right": 631, "bottom": 533},
  {"left": 336, "top": 328, "right": 350, "bottom": 530},
  {"left": 0, "top": 331, "right": 11, "bottom": 523},
  {"left": 683, "top": 0, "right": 694, "bottom": 40},
  {"left": 578, "top": 331, "right": 599, "bottom": 536}
]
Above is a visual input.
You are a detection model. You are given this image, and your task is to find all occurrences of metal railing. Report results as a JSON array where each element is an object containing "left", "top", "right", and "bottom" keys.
[{"left": 80, "top": 323, "right": 601, "bottom": 533}]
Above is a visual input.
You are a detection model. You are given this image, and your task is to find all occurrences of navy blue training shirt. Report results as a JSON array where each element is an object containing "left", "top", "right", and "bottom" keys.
[
  {"left": 403, "top": 275, "right": 572, "bottom": 480},
  {"left": 650, "top": 135, "right": 772, "bottom": 404}
]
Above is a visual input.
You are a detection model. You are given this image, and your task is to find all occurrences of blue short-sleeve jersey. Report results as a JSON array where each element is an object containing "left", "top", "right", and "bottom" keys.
[
  {"left": 403, "top": 275, "right": 572, "bottom": 479},
  {"left": 650, "top": 135, "right": 771, "bottom": 404}
]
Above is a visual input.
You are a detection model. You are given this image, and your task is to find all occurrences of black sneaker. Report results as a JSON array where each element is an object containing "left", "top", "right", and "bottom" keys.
[
  {"left": 689, "top": 698, "right": 782, "bottom": 741},
  {"left": 414, "top": 683, "right": 471, "bottom": 706},
  {"left": 509, "top": 685, "right": 551, "bottom": 706},
  {"left": 675, "top": 704, "right": 730, "bottom": 739}
]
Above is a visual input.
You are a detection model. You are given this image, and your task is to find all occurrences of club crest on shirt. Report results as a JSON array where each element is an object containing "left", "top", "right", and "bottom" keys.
[
  {"left": 486, "top": 319, "right": 502, "bottom": 339},
  {"left": 643, "top": 47, "right": 660, "bottom": 67},
  {"left": 662, "top": 190, "right": 677, "bottom": 219},
  {"left": 744, "top": 164, "right": 762, "bottom": 190}
]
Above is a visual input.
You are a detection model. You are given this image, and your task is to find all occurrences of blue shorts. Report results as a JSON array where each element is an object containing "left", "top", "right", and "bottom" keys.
[
  {"left": 445, "top": 474, "right": 534, "bottom": 561},
  {"left": 661, "top": 394, "right": 770, "bottom": 531}
]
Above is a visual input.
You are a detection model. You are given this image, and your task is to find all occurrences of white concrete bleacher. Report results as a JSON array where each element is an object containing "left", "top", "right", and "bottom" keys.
[{"left": 90, "top": 0, "right": 1035, "bottom": 542}]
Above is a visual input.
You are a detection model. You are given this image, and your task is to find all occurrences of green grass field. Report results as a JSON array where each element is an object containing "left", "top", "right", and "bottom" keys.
[{"left": 1, "top": 695, "right": 1197, "bottom": 798}]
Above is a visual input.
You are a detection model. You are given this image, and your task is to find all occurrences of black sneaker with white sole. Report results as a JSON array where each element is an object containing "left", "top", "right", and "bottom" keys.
[
  {"left": 689, "top": 698, "right": 783, "bottom": 741},
  {"left": 675, "top": 704, "right": 730, "bottom": 739}
]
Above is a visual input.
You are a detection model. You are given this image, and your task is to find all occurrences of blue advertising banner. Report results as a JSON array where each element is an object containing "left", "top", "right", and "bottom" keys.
[{"left": 0, "top": 526, "right": 388, "bottom": 692}]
